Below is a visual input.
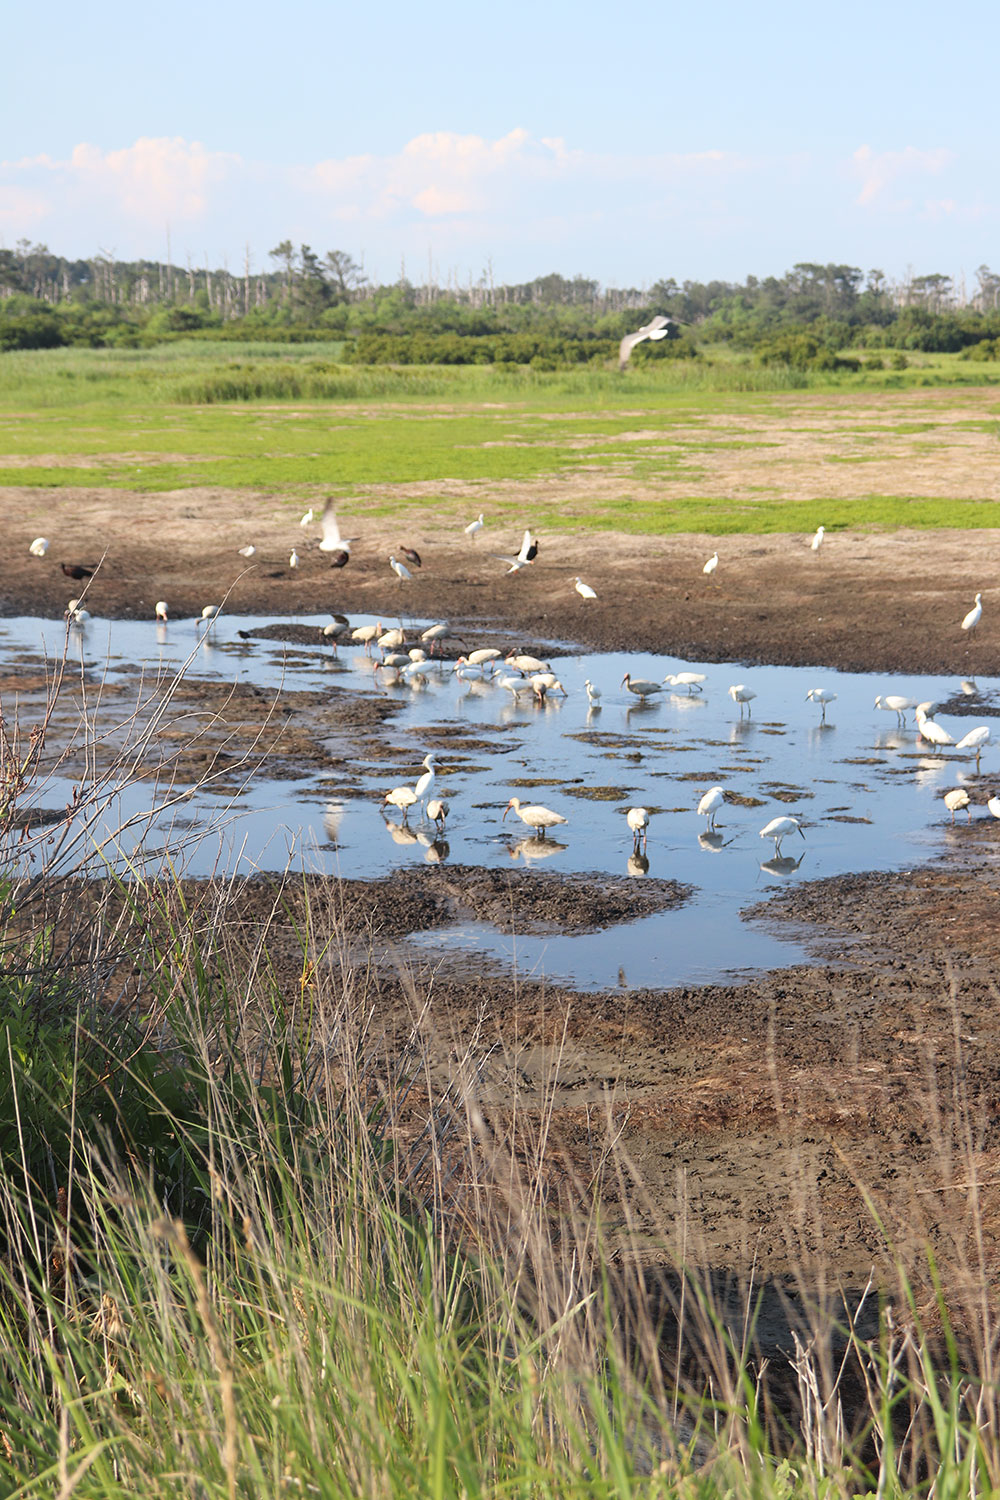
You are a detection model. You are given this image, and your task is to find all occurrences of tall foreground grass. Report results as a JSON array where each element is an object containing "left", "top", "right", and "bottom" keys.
[{"left": 2, "top": 626, "right": 1000, "bottom": 1495}]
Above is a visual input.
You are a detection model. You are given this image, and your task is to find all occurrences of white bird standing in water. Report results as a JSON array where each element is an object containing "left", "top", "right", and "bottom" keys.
[
  {"left": 961, "top": 593, "right": 983, "bottom": 633},
  {"left": 697, "top": 786, "right": 725, "bottom": 829},
  {"left": 987, "top": 794, "right": 1000, "bottom": 820},
  {"left": 626, "top": 807, "right": 649, "bottom": 849},
  {"left": 811, "top": 526, "right": 825, "bottom": 552},
  {"left": 874, "top": 694, "right": 915, "bottom": 727},
  {"left": 414, "top": 754, "right": 436, "bottom": 806},
  {"left": 703, "top": 552, "right": 719, "bottom": 577},
  {"left": 426, "top": 798, "right": 448, "bottom": 830},
  {"left": 805, "top": 687, "right": 837, "bottom": 721},
  {"left": 155, "top": 600, "right": 169, "bottom": 622},
  {"left": 622, "top": 673, "right": 664, "bottom": 700},
  {"left": 200, "top": 604, "right": 220, "bottom": 627},
  {"left": 944, "top": 787, "right": 971, "bottom": 823},
  {"left": 503, "top": 797, "right": 568, "bottom": 837},
  {"left": 584, "top": 679, "right": 602, "bottom": 707},
  {"left": 665, "top": 672, "right": 707, "bottom": 694},
  {"left": 29, "top": 537, "right": 49, "bottom": 557},
  {"left": 955, "top": 725, "right": 990, "bottom": 767},
  {"left": 574, "top": 577, "right": 597, "bottom": 599},
  {"left": 728, "top": 684, "right": 756, "bottom": 717},
  {"left": 759, "top": 815, "right": 805, "bottom": 855},
  {"left": 916, "top": 709, "right": 954, "bottom": 748}
]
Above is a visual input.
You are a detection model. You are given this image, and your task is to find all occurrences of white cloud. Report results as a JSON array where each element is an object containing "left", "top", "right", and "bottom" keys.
[{"left": 851, "top": 144, "right": 953, "bottom": 206}]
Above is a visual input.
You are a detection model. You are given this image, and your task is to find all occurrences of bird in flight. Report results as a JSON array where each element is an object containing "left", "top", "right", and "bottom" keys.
[
  {"left": 61, "top": 563, "right": 93, "bottom": 581},
  {"left": 399, "top": 544, "right": 422, "bottom": 568},
  {"left": 618, "top": 315, "right": 677, "bottom": 370},
  {"left": 493, "top": 529, "right": 537, "bottom": 575},
  {"left": 319, "top": 501, "right": 354, "bottom": 569}
]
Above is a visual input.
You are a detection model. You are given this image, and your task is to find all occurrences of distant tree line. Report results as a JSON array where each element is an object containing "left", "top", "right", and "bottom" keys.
[{"left": 3, "top": 239, "right": 1000, "bottom": 368}]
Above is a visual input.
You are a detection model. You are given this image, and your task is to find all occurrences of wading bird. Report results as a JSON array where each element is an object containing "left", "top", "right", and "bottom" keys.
[
  {"left": 961, "top": 592, "right": 983, "bottom": 633},
  {"left": 584, "top": 679, "right": 602, "bottom": 707},
  {"left": 464, "top": 513, "right": 484, "bottom": 541},
  {"left": 811, "top": 525, "right": 825, "bottom": 552},
  {"left": 955, "top": 725, "right": 990, "bottom": 768},
  {"left": 665, "top": 672, "right": 707, "bottom": 694},
  {"left": 65, "top": 599, "right": 90, "bottom": 625},
  {"left": 351, "top": 621, "right": 382, "bottom": 652},
  {"left": 574, "top": 577, "right": 597, "bottom": 599},
  {"left": 703, "top": 552, "right": 719, "bottom": 577},
  {"left": 987, "top": 793, "right": 1000, "bottom": 820},
  {"left": 618, "top": 314, "right": 675, "bottom": 370},
  {"left": 874, "top": 694, "right": 916, "bottom": 728},
  {"left": 915, "top": 709, "right": 954, "bottom": 748},
  {"left": 493, "top": 529, "right": 537, "bottom": 574},
  {"left": 805, "top": 687, "right": 837, "bottom": 721},
  {"left": 289, "top": 549, "right": 299, "bottom": 569},
  {"left": 61, "top": 563, "right": 93, "bottom": 581},
  {"left": 399, "top": 544, "right": 422, "bottom": 568},
  {"left": 426, "top": 798, "right": 448, "bottom": 831},
  {"left": 622, "top": 673, "right": 664, "bottom": 700},
  {"left": 506, "top": 653, "right": 548, "bottom": 673},
  {"left": 300, "top": 508, "right": 315, "bottom": 527},
  {"left": 759, "top": 815, "right": 805, "bottom": 856},
  {"left": 155, "top": 601, "right": 169, "bottom": 622},
  {"left": 421, "top": 623, "right": 451, "bottom": 652},
  {"left": 238, "top": 544, "right": 256, "bottom": 558},
  {"left": 728, "top": 684, "right": 757, "bottom": 717},
  {"left": 200, "top": 604, "right": 220, "bottom": 625},
  {"left": 389, "top": 555, "right": 412, "bottom": 584},
  {"left": 382, "top": 784, "right": 419, "bottom": 821},
  {"left": 503, "top": 797, "right": 568, "bottom": 837},
  {"left": 28, "top": 537, "right": 49, "bottom": 557},
  {"left": 944, "top": 787, "right": 971, "bottom": 822},
  {"left": 626, "top": 806, "right": 649, "bottom": 849},
  {"left": 697, "top": 786, "right": 725, "bottom": 829},
  {"left": 414, "top": 754, "right": 437, "bottom": 807}
]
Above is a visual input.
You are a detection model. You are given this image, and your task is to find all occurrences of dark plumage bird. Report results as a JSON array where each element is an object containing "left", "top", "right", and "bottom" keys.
[
  {"left": 399, "top": 544, "right": 422, "bottom": 569},
  {"left": 524, "top": 535, "right": 538, "bottom": 562},
  {"left": 61, "top": 563, "right": 93, "bottom": 581}
]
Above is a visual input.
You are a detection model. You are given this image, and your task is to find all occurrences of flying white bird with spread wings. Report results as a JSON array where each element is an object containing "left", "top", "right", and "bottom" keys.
[
  {"left": 493, "top": 529, "right": 538, "bottom": 575},
  {"left": 618, "top": 315, "right": 676, "bottom": 369},
  {"left": 318, "top": 501, "right": 355, "bottom": 568}
]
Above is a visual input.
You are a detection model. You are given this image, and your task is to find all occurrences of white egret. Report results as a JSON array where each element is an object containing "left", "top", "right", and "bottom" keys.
[
  {"left": 414, "top": 754, "right": 437, "bottom": 806},
  {"left": 916, "top": 711, "right": 954, "bottom": 748},
  {"left": 389, "top": 555, "right": 412, "bottom": 584},
  {"left": 759, "top": 815, "right": 805, "bottom": 855},
  {"left": 874, "top": 694, "right": 916, "bottom": 727},
  {"left": 961, "top": 593, "right": 983, "bottom": 633},
  {"left": 805, "top": 687, "right": 837, "bottom": 721},
  {"left": 626, "top": 807, "right": 650, "bottom": 849},
  {"left": 810, "top": 526, "right": 825, "bottom": 552},
  {"left": 574, "top": 577, "right": 597, "bottom": 599},
  {"left": 289, "top": 548, "right": 300, "bottom": 569},
  {"left": 703, "top": 552, "right": 719, "bottom": 577},
  {"left": 955, "top": 725, "right": 990, "bottom": 767},
  {"left": 238, "top": 544, "right": 256, "bottom": 558},
  {"left": 728, "top": 684, "right": 757, "bottom": 717},
  {"left": 665, "top": 672, "right": 706, "bottom": 694},
  {"left": 584, "top": 679, "right": 602, "bottom": 707},
  {"left": 987, "top": 794, "right": 1000, "bottom": 820},
  {"left": 352, "top": 621, "right": 382, "bottom": 652},
  {"left": 697, "top": 787, "right": 725, "bottom": 829},
  {"left": 300, "top": 507, "right": 315, "bottom": 527},
  {"left": 155, "top": 601, "right": 169, "bottom": 622},
  {"left": 622, "top": 673, "right": 664, "bottom": 700},
  {"left": 503, "top": 798, "right": 568, "bottom": 837},
  {"left": 464, "top": 513, "right": 484, "bottom": 541},
  {"left": 28, "top": 537, "right": 49, "bottom": 557},
  {"left": 944, "top": 788, "right": 971, "bottom": 822}
]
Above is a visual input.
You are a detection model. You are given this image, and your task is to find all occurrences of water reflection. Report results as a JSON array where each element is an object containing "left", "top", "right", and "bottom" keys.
[
  {"left": 627, "top": 851, "right": 650, "bottom": 877},
  {"left": 760, "top": 853, "right": 806, "bottom": 878},
  {"left": 697, "top": 831, "right": 726, "bottom": 853},
  {"left": 509, "top": 836, "right": 567, "bottom": 863}
]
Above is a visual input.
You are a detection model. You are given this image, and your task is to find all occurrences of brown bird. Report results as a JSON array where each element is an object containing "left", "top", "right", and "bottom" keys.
[
  {"left": 61, "top": 563, "right": 94, "bottom": 580},
  {"left": 399, "top": 544, "right": 422, "bottom": 568}
]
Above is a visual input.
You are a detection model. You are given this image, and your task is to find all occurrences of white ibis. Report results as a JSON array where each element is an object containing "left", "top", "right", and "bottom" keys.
[
  {"left": 944, "top": 787, "right": 971, "bottom": 822},
  {"left": 506, "top": 653, "right": 549, "bottom": 673},
  {"left": 955, "top": 726, "right": 990, "bottom": 767},
  {"left": 155, "top": 601, "right": 169, "bottom": 622},
  {"left": 389, "top": 555, "right": 412, "bottom": 584},
  {"left": 238, "top": 544, "right": 256, "bottom": 558},
  {"left": 377, "top": 627, "right": 406, "bottom": 652},
  {"left": 464, "top": 513, "right": 484, "bottom": 540},
  {"left": 584, "top": 679, "right": 602, "bottom": 707},
  {"left": 426, "top": 797, "right": 448, "bottom": 830},
  {"left": 703, "top": 552, "right": 719, "bottom": 577},
  {"left": 759, "top": 815, "right": 805, "bottom": 855},
  {"left": 805, "top": 687, "right": 837, "bottom": 721},
  {"left": 626, "top": 807, "right": 649, "bottom": 849},
  {"left": 421, "top": 623, "right": 451, "bottom": 651},
  {"left": 622, "top": 673, "right": 664, "bottom": 700},
  {"left": 300, "top": 507, "right": 315, "bottom": 527},
  {"left": 961, "top": 593, "right": 983, "bottom": 633},
  {"left": 697, "top": 786, "right": 725, "bottom": 829},
  {"left": 915, "top": 708, "right": 954, "bottom": 747},
  {"left": 200, "top": 605, "right": 220, "bottom": 626},
  {"left": 665, "top": 672, "right": 706, "bottom": 694},
  {"left": 810, "top": 525, "right": 825, "bottom": 552},
  {"left": 503, "top": 797, "right": 568, "bottom": 837},
  {"left": 408, "top": 647, "right": 428, "bottom": 664},
  {"left": 618, "top": 314, "right": 674, "bottom": 369},
  {"left": 465, "top": 648, "right": 501, "bottom": 669},
  {"left": 728, "top": 684, "right": 756, "bottom": 717},
  {"left": 352, "top": 621, "right": 382, "bottom": 653},
  {"left": 574, "top": 577, "right": 597, "bottom": 599},
  {"left": 322, "top": 620, "right": 349, "bottom": 644},
  {"left": 28, "top": 537, "right": 49, "bottom": 557},
  {"left": 383, "top": 784, "right": 418, "bottom": 821},
  {"left": 987, "top": 794, "right": 1000, "bottom": 820},
  {"left": 874, "top": 694, "right": 915, "bottom": 727}
]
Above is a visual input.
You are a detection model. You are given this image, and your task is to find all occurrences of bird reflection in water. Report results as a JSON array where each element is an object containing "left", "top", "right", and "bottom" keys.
[
  {"left": 323, "top": 802, "right": 346, "bottom": 844},
  {"left": 759, "top": 853, "right": 805, "bottom": 877},
  {"left": 697, "top": 831, "right": 726, "bottom": 853},
  {"left": 627, "top": 851, "right": 650, "bottom": 877},
  {"left": 382, "top": 817, "right": 420, "bottom": 846},
  {"left": 509, "top": 836, "right": 567, "bottom": 863},
  {"left": 418, "top": 834, "right": 449, "bottom": 864}
]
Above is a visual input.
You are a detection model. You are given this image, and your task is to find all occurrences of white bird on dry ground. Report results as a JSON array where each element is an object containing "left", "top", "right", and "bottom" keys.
[
  {"left": 728, "top": 684, "right": 756, "bottom": 717},
  {"left": 626, "top": 806, "right": 649, "bottom": 849},
  {"left": 987, "top": 794, "right": 1000, "bottom": 820},
  {"left": 494, "top": 530, "right": 537, "bottom": 575},
  {"left": 389, "top": 555, "right": 412, "bottom": 584},
  {"left": 383, "top": 784, "right": 419, "bottom": 821},
  {"left": 584, "top": 679, "right": 602, "bottom": 707},
  {"left": 574, "top": 577, "right": 597, "bottom": 599},
  {"left": 703, "top": 552, "right": 719, "bottom": 577},
  {"left": 464, "top": 513, "right": 484, "bottom": 541},
  {"left": 352, "top": 621, "right": 382, "bottom": 652},
  {"left": 961, "top": 593, "right": 983, "bottom": 633},
  {"left": 805, "top": 687, "right": 837, "bottom": 721},
  {"left": 944, "top": 787, "right": 971, "bottom": 823},
  {"left": 665, "top": 672, "right": 706, "bottom": 694},
  {"left": 955, "top": 725, "right": 990, "bottom": 768},
  {"left": 697, "top": 786, "right": 725, "bottom": 829},
  {"left": 503, "top": 797, "right": 568, "bottom": 837},
  {"left": 874, "top": 694, "right": 915, "bottom": 728},
  {"left": 289, "top": 548, "right": 300, "bottom": 569},
  {"left": 155, "top": 600, "right": 169, "bottom": 622},
  {"left": 414, "top": 754, "right": 437, "bottom": 806},
  {"left": 618, "top": 314, "right": 674, "bottom": 369},
  {"left": 238, "top": 544, "right": 256, "bottom": 558},
  {"left": 811, "top": 525, "right": 825, "bottom": 552},
  {"left": 300, "top": 507, "right": 315, "bottom": 527},
  {"left": 28, "top": 537, "right": 49, "bottom": 557},
  {"left": 426, "top": 797, "right": 448, "bottom": 830},
  {"left": 622, "top": 673, "right": 664, "bottom": 700},
  {"left": 759, "top": 815, "right": 805, "bottom": 855},
  {"left": 319, "top": 501, "right": 355, "bottom": 568},
  {"left": 915, "top": 709, "right": 954, "bottom": 748}
]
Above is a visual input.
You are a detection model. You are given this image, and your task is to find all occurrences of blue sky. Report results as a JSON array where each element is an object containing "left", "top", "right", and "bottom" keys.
[{"left": 2, "top": 0, "right": 997, "bottom": 291}]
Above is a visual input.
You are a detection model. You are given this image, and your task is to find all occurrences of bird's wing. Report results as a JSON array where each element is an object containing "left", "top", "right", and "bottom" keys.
[
  {"left": 618, "top": 332, "right": 642, "bottom": 366},
  {"left": 643, "top": 315, "right": 671, "bottom": 334},
  {"left": 319, "top": 501, "right": 343, "bottom": 551},
  {"left": 516, "top": 529, "right": 533, "bottom": 562},
  {"left": 492, "top": 554, "right": 521, "bottom": 566}
]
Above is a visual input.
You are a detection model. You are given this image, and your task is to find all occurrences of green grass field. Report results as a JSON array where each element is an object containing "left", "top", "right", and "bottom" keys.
[{"left": 2, "top": 342, "right": 999, "bottom": 535}]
